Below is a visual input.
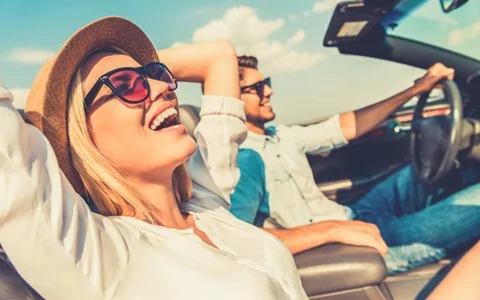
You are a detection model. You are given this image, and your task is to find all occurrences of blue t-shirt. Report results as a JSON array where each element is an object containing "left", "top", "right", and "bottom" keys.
[{"left": 229, "top": 149, "right": 270, "bottom": 227}]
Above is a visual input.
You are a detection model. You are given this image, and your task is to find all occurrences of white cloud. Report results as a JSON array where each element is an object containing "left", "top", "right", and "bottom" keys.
[
  {"left": 188, "top": 6, "right": 329, "bottom": 74},
  {"left": 9, "top": 88, "right": 30, "bottom": 109},
  {"left": 246, "top": 29, "right": 307, "bottom": 61},
  {"left": 286, "top": 29, "right": 305, "bottom": 45},
  {"left": 192, "top": 6, "right": 285, "bottom": 45},
  {"left": 313, "top": 0, "right": 342, "bottom": 13},
  {"left": 267, "top": 51, "right": 325, "bottom": 73},
  {"left": 9, "top": 48, "right": 55, "bottom": 64},
  {"left": 248, "top": 40, "right": 287, "bottom": 60},
  {"left": 449, "top": 22, "right": 480, "bottom": 46}
]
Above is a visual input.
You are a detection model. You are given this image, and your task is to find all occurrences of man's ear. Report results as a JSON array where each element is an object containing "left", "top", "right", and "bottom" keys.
[{"left": 238, "top": 68, "right": 245, "bottom": 86}]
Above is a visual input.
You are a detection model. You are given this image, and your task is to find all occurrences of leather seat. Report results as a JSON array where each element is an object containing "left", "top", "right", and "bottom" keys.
[
  {"left": 12, "top": 106, "right": 453, "bottom": 299},
  {"left": 176, "top": 104, "right": 456, "bottom": 298},
  {"left": 384, "top": 259, "right": 454, "bottom": 300},
  {"left": 0, "top": 109, "right": 44, "bottom": 299},
  {"left": 0, "top": 247, "right": 43, "bottom": 300},
  {"left": 179, "top": 105, "right": 201, "bottom": 138},
  {"left": 294, "top": 244, "right": 387, "bottom": 296}
]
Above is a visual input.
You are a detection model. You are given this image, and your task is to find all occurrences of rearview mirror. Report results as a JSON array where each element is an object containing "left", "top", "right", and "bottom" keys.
[{"left": 440, "top": 0, "right": 469, "bottom": 13}]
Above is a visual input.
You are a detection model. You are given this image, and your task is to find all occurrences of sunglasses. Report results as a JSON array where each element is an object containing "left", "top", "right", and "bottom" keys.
[
  {"left": 240, "top": 77, "right": 272, "bottom": 99},
  {"left": 84, "top": 62, "right": 177, "bottom": 109}
]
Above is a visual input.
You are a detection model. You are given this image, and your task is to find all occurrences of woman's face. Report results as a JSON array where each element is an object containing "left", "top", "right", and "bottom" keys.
[{"left": 81, "top": 53, "right": 196, "bottom": 180}]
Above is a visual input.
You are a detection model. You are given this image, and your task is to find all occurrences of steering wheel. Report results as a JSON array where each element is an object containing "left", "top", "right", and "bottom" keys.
[{"left": 410, "top": 79, "right": 463, "bottom": 185}]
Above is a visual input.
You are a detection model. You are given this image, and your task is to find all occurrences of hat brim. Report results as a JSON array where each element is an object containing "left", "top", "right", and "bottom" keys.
[{"left": 25, "top": 16, "right": 159, "bottom": 196}]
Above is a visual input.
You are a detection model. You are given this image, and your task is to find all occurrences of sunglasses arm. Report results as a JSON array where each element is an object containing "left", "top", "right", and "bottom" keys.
[{"left": 84, "top": 79, "right": 105, "bottom": 109}]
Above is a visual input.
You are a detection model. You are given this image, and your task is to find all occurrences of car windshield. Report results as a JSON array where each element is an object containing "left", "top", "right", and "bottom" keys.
[{"left": 386, "top": 1, "right": 480, "bottom": 60}]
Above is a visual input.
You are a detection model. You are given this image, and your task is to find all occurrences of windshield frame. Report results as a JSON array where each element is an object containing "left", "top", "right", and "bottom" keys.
[{"left": 382, "top": 0, "right": 480, "bottom": 61}]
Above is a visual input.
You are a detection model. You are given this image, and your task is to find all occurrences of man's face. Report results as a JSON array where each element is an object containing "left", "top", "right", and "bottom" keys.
[{"left": 240, "top": 68, "right": 275, "bottom": 125}]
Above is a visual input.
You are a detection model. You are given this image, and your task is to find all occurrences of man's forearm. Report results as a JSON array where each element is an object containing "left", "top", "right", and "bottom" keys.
[
  {"left": 264, "top": 220, "right": 389, "bottom": 256},
  {"left": 264, "top": 222, "right": 335, "bottom": 255},
  {"left": 342, "top": 86, "right": 418, "bottom": 140},
  {"left": 341, "top": 63, "right": 455, "bottom": 141}
]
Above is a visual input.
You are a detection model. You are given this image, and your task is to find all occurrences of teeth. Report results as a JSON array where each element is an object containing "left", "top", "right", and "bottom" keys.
[{"left": 150, "top": 107, "right": 178, "bottom": 130}]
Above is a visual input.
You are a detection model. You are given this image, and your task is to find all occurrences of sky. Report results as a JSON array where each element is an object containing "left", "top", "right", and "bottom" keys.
[{"left": 0, "top": 0, "right": 479, "bottom": 124}]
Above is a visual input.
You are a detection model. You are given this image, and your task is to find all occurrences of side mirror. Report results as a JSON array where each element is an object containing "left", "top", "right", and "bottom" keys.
[{"left": 440, "top": 0, "right": 469, "bottom": 13}]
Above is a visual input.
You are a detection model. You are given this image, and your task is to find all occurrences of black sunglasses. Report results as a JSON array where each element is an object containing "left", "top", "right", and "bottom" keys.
[
  {"left": 84, "top": 62, "right": 177, "bottom": 110},
  {"left": 240, "top": 77, "right": 272, "bottom": 99}
]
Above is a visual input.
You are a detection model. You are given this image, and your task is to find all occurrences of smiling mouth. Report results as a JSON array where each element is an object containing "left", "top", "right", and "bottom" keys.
[{"left": 150, "top": 108, "right": 180, "bottom": 131}]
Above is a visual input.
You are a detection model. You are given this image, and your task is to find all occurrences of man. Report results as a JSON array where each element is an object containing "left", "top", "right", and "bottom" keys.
[{"left": 230, "top": 55, "right": 480, "bottom": 274}]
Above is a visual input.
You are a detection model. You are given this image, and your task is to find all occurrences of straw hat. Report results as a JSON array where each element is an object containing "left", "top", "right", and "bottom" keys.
[{"left": 25, "top": 16, "right": 159, "bottom": 196}]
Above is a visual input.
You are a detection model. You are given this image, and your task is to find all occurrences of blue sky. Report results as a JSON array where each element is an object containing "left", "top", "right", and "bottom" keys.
[{"left": 1, "top": 0, "right": 479, "bottom": 124}]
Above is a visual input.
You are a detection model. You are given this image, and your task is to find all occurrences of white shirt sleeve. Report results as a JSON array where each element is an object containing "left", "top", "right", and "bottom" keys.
[
  {"left": 0, "top": 86, "right": 129, "bottom": 299},
  {"left": 187, "top": 95, "right": 246, "bottom": 207},
  {"left": 280, "top": 114, "right": 348, "bottom": 155}
]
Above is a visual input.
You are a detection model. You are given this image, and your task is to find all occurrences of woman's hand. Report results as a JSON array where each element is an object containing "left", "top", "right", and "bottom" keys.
[{"left": 157, "top": 41, "right": 240, "bottom": 99}]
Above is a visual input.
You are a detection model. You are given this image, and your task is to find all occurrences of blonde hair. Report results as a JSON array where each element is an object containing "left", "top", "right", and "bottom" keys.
[{"left": 67, "top": 66, "right": 192, "bottom": 223}]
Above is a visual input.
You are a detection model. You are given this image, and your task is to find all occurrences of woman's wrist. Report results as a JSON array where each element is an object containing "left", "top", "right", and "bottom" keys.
[{"left": 203, "top": 42, "right": 239, "bottom": 98}]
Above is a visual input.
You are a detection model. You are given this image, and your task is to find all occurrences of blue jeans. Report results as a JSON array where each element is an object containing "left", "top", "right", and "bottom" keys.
[{"left": 350, "top": 164, "right": 480, "bottom": 275}]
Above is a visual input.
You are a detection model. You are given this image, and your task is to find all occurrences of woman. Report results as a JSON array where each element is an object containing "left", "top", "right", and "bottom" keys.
[{"left": 0, "top": 17, "right": 307, "bottom": 299}]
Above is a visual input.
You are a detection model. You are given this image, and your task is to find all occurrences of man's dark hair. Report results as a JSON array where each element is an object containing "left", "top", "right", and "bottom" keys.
[{"left": 237, "top": 55, "right": 258, "bottom": 80}]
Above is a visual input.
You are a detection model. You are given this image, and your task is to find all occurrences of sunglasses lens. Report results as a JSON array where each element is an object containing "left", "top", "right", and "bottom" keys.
[
  {"left": 146, "top": 63, "right": 177, "bottom": 91},
  {"left": 109, "top": 70, "right": 148, "bottom": 102},
  {"left": 257, "top": 83, "right": 264, "bottom": 98}
]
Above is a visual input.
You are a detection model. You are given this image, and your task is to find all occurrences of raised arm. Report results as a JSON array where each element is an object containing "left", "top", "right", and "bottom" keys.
[
  {"left": 0, "top": 87, "right": 129, "bottom": 299},
  {"left": 158, "top": 42, "right": 247, "bottom": 205},
  {"left": 340, "top": 63, "right": 455, "bottom": 140},
  {"left": 157, "top": 40, "right": 240, "bottom": 98}
]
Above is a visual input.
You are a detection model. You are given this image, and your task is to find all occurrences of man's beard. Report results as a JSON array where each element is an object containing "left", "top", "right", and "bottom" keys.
[{"left": 247, "top": 113, "right": 276, "bottom": 126}]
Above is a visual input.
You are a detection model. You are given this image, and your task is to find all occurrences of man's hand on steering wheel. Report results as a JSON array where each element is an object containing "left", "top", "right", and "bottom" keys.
[
  {"left": 410, "top": 63, "right": 464, "bottom": 185},
  {"left": 412, "top": 63, "right": 456, "bottom": 94}
]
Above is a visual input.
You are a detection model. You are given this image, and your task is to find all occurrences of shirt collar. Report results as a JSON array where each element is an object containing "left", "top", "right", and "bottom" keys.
[{"left": 243, "top": 126, "right": 278, "bottom": 148}]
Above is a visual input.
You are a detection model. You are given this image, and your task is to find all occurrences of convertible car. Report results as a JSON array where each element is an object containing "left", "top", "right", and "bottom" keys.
[
  {"left": 181, "top": 0, "right": 480, "bottom": 299},
  {"left": 2, "top": 0, "right": 480, "bottom": 299}
]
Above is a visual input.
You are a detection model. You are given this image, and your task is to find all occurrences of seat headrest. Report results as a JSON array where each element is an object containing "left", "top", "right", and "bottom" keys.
[
  {"left": 178, "top": 105, "right": 201, "bottom": 139},
  {"left": 0, "top": 248, "right": 43, "bottom": 299}
]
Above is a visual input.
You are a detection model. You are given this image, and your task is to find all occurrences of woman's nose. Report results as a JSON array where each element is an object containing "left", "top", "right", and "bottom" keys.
[{"left": 148, "top": 78, "right": 169, "bottom": 102}]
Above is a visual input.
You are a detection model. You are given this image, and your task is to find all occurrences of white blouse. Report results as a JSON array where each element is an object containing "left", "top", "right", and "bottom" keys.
[{"left": 0, "top": 86, "right": 308, "bottom": 300}]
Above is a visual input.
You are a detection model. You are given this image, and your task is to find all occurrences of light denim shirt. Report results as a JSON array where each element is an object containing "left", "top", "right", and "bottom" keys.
[
  {"left": 231, "top": 114, "right": 354, "bottom": 229},
  {"left": 0, "top": 87, "right": 307, "bottom": 300}
]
